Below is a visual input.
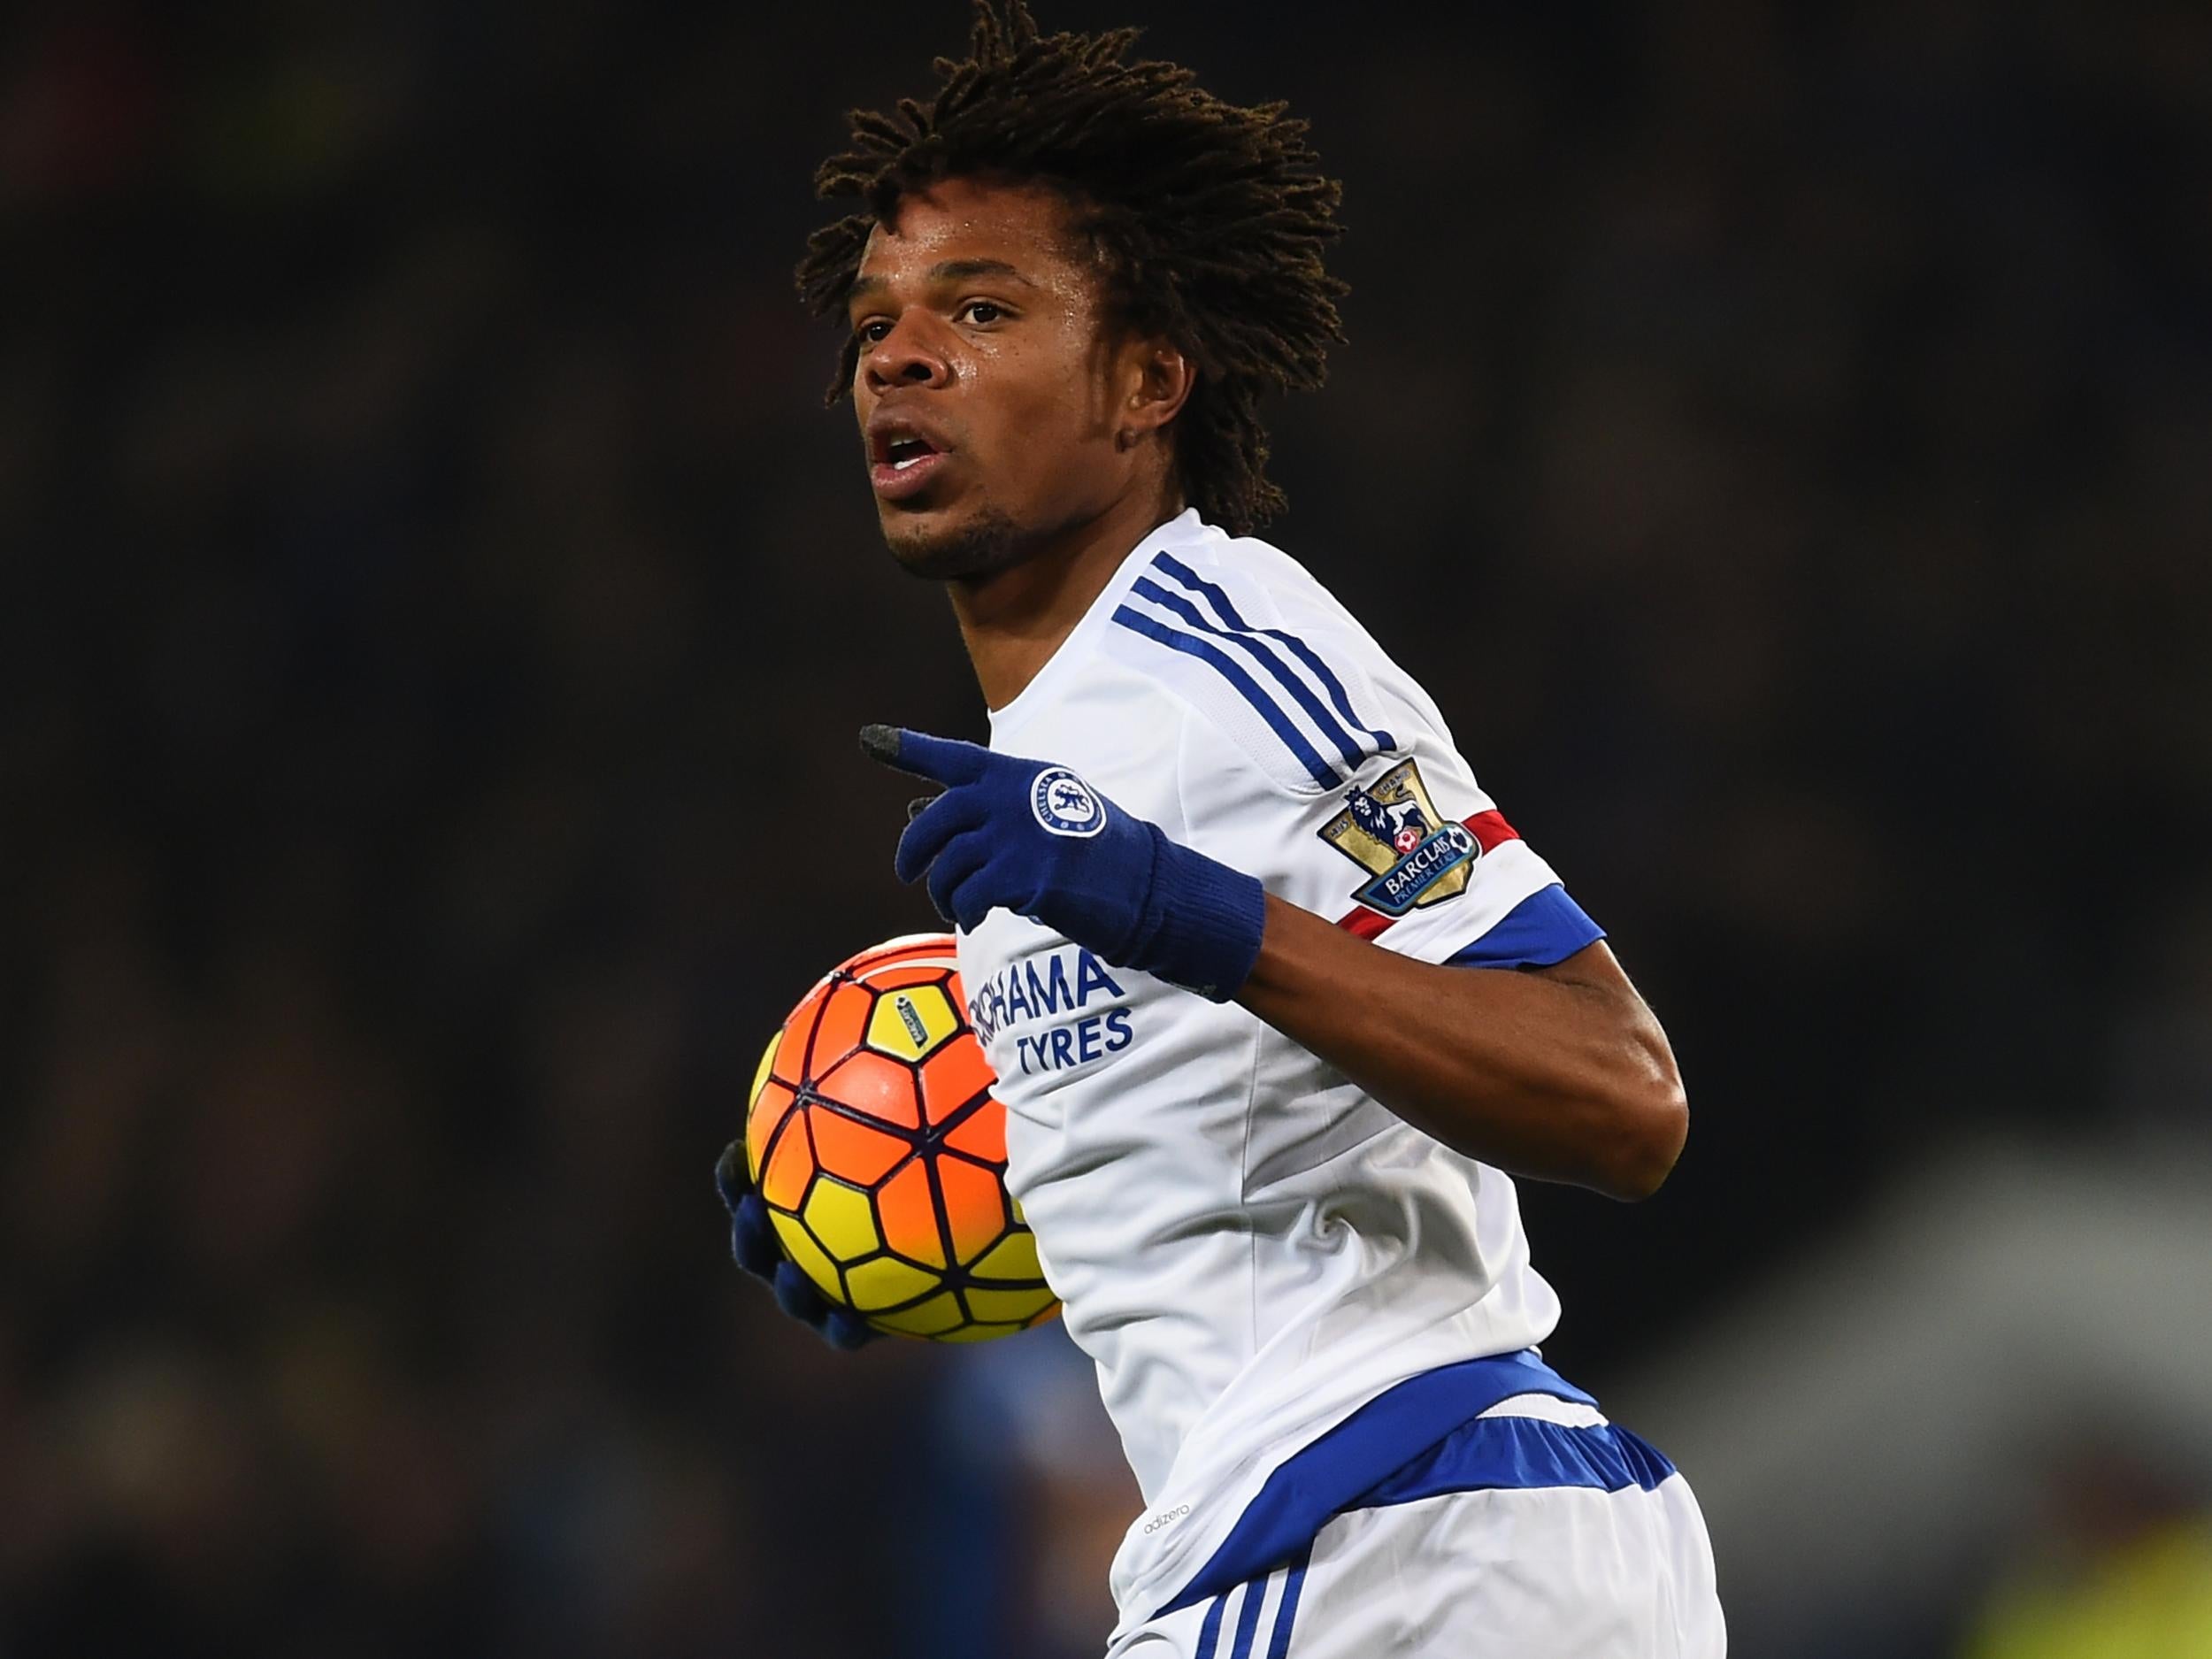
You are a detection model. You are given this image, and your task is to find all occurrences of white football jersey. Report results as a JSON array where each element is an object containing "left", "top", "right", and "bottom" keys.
[{"left": 956, "top": 509, "right": 1605, "bottom": 1627}]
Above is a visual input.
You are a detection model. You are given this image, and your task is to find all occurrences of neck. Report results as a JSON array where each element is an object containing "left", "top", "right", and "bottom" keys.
[{"left": 949, "top": 488, "right": 1183, "bottom": 711}]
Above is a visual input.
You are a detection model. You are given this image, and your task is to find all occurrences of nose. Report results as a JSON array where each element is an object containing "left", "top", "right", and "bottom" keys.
[{"left": 862, "top": 310, "right": 952, "bottom": 393}]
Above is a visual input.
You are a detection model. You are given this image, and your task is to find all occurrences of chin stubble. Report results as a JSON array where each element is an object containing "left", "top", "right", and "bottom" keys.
[{"left": 885, "top": 505, "right": 1033, "bottom": 581}]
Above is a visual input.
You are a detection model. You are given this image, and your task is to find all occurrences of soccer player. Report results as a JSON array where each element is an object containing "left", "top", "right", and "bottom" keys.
[{"left": 718, "top": 4, "right": 1726, "bottom": 1653}]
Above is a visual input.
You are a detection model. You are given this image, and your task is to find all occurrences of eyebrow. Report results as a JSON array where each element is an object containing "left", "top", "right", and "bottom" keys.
[{"left": 845, "top": 258, "right": 1033, "bottom": 307}]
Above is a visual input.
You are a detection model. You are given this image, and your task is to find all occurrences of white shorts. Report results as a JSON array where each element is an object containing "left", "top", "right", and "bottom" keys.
[{"left": 1105, "top": 1393, "right": 1724, "bottom": 1658}]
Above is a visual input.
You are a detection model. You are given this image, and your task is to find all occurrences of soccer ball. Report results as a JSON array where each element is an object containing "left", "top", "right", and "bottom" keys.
[{"left": 744, "top": 933, "right": 1060, "bottom": 1342}]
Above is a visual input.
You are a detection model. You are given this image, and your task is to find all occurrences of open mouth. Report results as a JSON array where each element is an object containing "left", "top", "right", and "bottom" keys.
[{"left": 869, "top": 422, "right": 953, "bottom": 501}]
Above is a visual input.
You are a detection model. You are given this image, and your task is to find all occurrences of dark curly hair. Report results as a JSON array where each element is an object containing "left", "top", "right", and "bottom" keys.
[{"left": 795, "top": 0, "right": 1348, "bottom": 535}]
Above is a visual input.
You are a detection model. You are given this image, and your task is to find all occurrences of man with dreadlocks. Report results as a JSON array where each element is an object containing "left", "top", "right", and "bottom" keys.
[{"left": 716, "top": 4, "right": 1724, "bottom": 1654}]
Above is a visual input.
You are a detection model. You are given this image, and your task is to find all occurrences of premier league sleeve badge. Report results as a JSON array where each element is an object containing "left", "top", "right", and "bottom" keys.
[{"left": 1317, "top": 759, "right": 1482, "bottom": 918}]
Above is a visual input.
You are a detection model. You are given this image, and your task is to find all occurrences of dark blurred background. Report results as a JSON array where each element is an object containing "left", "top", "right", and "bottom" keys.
[{"left": 4, "top": 2, "right": 2209, "bottom": 1655}]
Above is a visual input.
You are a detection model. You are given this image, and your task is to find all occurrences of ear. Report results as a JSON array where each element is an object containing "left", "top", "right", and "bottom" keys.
[{"left": 1115, "top": 337, "right": 1195, "bottom": 449}]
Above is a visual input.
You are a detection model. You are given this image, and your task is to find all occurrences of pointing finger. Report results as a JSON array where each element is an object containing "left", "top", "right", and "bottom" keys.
[{"left": 859, "top": 725, "right": 992, "bottom": 787}]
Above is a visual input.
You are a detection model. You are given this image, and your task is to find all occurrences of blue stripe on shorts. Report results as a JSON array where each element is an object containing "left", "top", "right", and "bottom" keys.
[{"left": 1192, "top": 1541, "right": 1316, "bottom": 1659}]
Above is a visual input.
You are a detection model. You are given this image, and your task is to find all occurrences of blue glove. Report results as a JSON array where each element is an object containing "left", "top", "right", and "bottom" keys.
[
  {"left": 859, "top": 725, "right": 1267, "bottom": 1002},
  {"left": 714, "top": 1140, "right": 876, "bottom": 1351}
]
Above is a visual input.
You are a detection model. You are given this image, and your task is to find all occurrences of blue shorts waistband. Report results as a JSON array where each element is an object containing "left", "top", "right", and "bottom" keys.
[
  {"left": 1359, "top": 1411, "right": 1677, "bottom": 1509},
  {"left": 1154, "top": 1348, "right": 1609, "bottom": 1619}
]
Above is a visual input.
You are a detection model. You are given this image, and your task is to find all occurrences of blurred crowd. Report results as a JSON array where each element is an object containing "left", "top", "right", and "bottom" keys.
[{"left": 3, "top": 2, "right": 2206, "bottom": 1655}]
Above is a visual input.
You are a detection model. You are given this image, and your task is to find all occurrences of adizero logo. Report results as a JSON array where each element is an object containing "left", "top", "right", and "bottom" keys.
[{"left": 1142, "top": 1504, "right": 1190, "bottom": 1535}]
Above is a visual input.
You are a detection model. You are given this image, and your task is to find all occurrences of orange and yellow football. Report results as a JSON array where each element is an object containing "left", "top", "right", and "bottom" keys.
[{"left": 744, "top": 933, "right": 1059, "bottom": 1341}]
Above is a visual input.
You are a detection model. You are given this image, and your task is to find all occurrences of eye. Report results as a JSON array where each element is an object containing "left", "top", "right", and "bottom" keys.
[
  {"left": 853, "top": 318, "right": 894, "bottom": 346},
  {"left": 956, "top": 300, "right": 1005, "bottom": 326}
]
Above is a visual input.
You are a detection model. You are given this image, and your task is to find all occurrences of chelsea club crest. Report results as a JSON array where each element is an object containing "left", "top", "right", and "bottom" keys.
[
  {"left": 1317, "top": 758, "right": 1479, "bottom": 918},
  {"left": 1031, "top": 766, "right": 1108, "bottom": 838}
]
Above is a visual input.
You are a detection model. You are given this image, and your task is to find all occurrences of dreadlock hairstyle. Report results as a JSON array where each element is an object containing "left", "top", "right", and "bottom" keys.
[{"left": 796, "top": 0, "right": 1348, "bottom": 535}]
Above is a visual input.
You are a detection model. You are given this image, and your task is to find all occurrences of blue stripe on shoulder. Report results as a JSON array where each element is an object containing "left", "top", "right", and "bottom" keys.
[
  {"left": 1149, "top": 552, "right": 1397, "bottom": 753},
  {"left": 1110, "top": 604, "right": 1341, "bottom": 789},
  {"left": 1130, "top": 576, "right": 1371, "bottom": 773},
  {"left": 1155, "top": 1349, "right": 1594, "bottom": 1619},
  {"left": 1444, "top": 885, "right": 1605, "bottom": 971}
]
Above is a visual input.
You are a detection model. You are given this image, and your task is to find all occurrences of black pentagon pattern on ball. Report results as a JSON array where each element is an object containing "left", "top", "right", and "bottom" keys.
[{"left": 755, "top": 960, "right": 1056, "bottom": 1340}]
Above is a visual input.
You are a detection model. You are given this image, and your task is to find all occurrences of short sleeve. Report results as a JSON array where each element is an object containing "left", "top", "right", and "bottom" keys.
[
  {"left": 1099, "top": 525, "right": 1601, "bottom": 973},
  {"left": 1166, "top": 653, "right": 1603, "bottom": 974},
  {"left": 1440, "top": 885, "right": 1604, "bottom": 970}
]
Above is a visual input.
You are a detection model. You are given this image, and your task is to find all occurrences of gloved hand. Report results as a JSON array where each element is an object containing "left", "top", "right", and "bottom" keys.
[
  {"left": 860, "top": 724, "right": 1267, "bottom": 1002},
  {"left": 715, "top": 1140, "right": 876, "bottom": 1350}
]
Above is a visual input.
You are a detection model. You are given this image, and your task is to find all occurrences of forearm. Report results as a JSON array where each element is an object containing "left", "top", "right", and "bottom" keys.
[
  {"left": 857, "top": 725, "right": 1686, "bottom": 1196},
  {"left": 1235, "top": 895, "right": 1687, "bottom": 1200}
]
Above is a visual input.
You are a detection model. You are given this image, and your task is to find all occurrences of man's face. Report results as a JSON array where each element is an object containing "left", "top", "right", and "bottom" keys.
[{"left": 846, "top": 178, "right": 1131, "bottom": 580}]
